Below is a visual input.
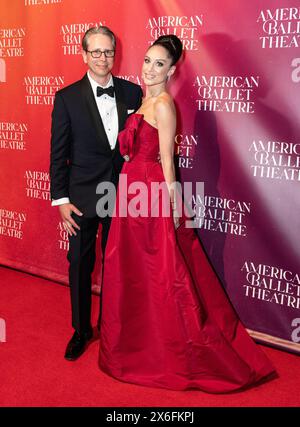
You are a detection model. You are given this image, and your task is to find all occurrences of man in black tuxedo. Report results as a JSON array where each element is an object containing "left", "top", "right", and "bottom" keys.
[{"left": 50, "top": 26, "right": 143, "bottom": 361}]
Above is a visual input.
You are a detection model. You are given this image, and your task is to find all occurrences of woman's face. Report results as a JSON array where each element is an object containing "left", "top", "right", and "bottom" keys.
[{"left": 142, "top": 45, "right": 175, "bottom": 87}]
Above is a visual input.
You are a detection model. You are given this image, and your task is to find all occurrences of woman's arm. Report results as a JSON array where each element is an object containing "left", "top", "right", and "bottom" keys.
[{"left": 155, "top": 97, "right": 179, "bottom": 224}]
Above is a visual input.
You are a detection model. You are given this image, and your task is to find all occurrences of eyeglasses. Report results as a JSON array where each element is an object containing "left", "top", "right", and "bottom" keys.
[{"left": 85, "top": 49, "right": 115, "bottom": 58}]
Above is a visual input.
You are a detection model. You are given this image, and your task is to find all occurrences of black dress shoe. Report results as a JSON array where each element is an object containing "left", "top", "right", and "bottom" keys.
[{"left": 64, "top": 328, "right": 93, "bottom": 361}]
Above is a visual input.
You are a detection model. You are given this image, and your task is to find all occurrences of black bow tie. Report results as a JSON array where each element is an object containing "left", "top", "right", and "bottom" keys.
[{"left": 96, "top": 86, "right": 115, "bottom": 98}]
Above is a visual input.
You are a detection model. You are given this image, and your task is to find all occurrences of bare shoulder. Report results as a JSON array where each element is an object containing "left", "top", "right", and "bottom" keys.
[{"left": 154, "top": 92, "right": 176, "bottom": 119}]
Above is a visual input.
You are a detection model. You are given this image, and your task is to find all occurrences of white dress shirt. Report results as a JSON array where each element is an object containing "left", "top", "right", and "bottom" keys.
[{"left": 52, "top": 71, "right": 118, "bottom": 207}]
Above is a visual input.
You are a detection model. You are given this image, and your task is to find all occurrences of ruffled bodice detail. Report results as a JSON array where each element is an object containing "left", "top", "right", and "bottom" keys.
[{"left": 118, "top": 113, "right": 159, "bottom": 162}]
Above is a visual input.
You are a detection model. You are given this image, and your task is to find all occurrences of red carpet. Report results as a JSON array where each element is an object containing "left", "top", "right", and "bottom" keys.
[{"left": 0, "top": 265, "right": 299, "bottom": 407}]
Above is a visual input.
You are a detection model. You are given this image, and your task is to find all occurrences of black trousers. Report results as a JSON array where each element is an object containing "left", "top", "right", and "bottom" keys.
[{"left": 67, "top": 213, "right": 112, "bottom": 334}]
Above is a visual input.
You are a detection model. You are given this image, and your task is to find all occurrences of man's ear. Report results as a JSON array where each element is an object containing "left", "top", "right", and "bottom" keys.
[{"left": 82, "top": 49, "right": 88, "bottom": 64}]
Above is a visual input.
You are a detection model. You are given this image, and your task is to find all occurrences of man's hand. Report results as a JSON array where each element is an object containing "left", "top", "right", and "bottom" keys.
[{"left": 59, "top": 203, "right": 83, "bottom": 236}]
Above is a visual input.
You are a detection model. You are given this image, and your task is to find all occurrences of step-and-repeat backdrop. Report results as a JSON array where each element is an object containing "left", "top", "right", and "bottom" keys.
[{"left": 0, "top": 0, "right": 299, "bottom": 354}]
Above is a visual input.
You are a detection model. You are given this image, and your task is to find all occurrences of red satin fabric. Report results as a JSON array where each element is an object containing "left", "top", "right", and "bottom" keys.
[{"left": 99, "top": 114, "right": 276, "bottom": 392}]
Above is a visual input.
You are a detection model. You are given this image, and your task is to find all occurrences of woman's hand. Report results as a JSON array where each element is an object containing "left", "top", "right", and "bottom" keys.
[{"left": 172, "top": 202, "right": 180, "bottom": 229}]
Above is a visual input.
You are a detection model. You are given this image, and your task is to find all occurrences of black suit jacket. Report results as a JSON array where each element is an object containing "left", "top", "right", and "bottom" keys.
[{"left": 50, "top": 74, "right": 143, "bottom": 217}]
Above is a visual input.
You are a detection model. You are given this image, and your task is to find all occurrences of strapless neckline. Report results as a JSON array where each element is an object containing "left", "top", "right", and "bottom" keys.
[{"left": 131, "top": 113, "right": 158, "bottom": 132}]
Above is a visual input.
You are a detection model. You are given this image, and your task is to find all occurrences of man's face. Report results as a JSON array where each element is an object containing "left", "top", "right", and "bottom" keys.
[{"left": 82, "top": 34, "right": 115, "bottom": 83}]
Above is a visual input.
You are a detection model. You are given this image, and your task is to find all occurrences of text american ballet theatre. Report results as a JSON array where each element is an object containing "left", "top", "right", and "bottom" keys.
[{"left": 258, "top": 7, "right": 300, "bottom": 48}]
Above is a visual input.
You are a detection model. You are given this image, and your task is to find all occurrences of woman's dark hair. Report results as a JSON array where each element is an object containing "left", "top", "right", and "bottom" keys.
[{"left": 152, "top": 35, "right": 183, "bottom": 65}]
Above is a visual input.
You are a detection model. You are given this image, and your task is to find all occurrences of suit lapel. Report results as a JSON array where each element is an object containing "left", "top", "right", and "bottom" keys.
[
  {"left": 112, "top": 76, "right": 129, "bottom": 157},
  {"left": 80, "top": 74, "right": 111, "bottom": 153},
  {"left": 113, "top": 76, "right": 128, "bottom": 132}
]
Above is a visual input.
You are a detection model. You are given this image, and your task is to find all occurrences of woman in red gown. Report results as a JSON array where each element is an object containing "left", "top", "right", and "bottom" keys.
[{"left": 99, "top": 35, "right": 276, "bottom": 392}]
